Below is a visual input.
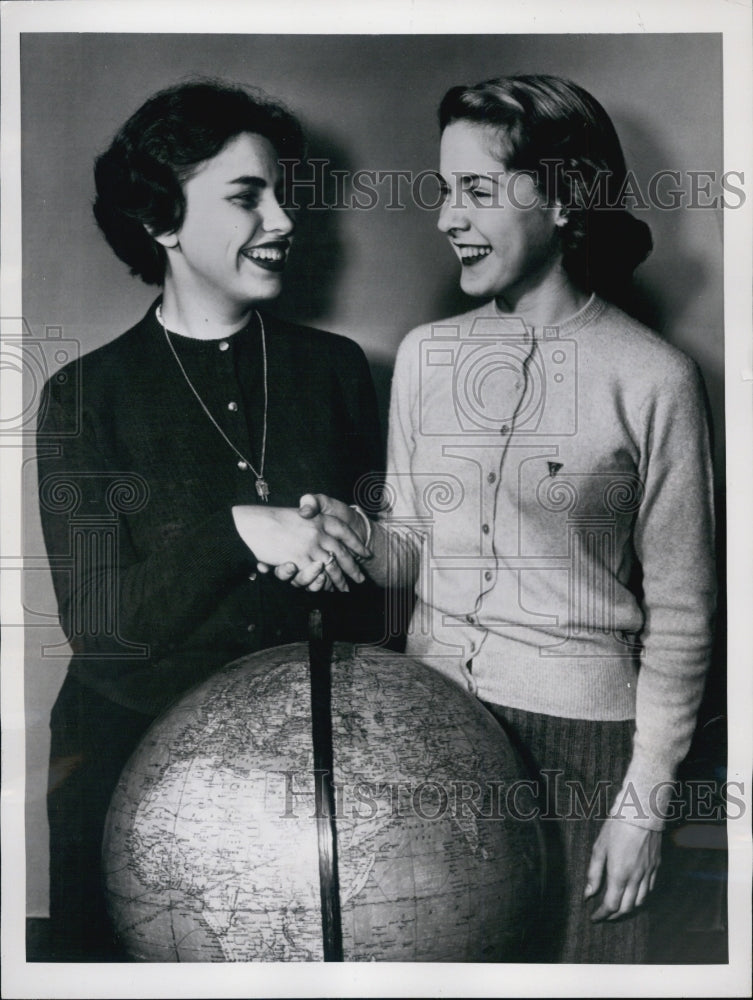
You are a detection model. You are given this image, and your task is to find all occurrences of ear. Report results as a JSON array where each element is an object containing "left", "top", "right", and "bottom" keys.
[
  {"left": 553, "top": 203, "right": 569, "bottom": 229},
  {"left": 145, "top": 224, "right": 180, "bottom": 250}
]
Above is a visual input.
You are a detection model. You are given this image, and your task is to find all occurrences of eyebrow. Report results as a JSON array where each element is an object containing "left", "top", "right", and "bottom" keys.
[
  {"left": 226, "top": 175, "right": 268, "bottom": 189},
  {"left": 448, "top": 171, "right": 505, "bottom": 186}
]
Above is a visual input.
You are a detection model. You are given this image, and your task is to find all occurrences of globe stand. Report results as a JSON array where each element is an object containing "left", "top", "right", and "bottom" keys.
[{"left": 308, "top": 609, "right": 343, "bottom": 961}]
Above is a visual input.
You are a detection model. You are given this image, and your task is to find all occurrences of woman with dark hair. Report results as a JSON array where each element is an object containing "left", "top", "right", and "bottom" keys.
[
  {"left": 37, "top": 79, "right": 382, "bottom": 960},
  {"left": 286, "top": 75, "right": 716, "bottom": 962}
]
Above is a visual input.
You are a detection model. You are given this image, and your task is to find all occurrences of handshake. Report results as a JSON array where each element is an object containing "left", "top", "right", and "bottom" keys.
[{"left": 232, "top": 493, "right": 374, "bottom": 593}]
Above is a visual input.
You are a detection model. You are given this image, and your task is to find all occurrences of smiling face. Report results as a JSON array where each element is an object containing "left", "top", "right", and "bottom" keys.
[
  {"left": 438, "top": 121, "right": 568, "bottom": 310},
  {"left": 156, "top": 131, "right": 294, "bottom": 320}
]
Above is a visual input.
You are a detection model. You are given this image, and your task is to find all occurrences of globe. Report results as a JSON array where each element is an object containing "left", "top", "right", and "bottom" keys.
[{"left": 102, "top": 642, "right": 542, "bottom": 962}]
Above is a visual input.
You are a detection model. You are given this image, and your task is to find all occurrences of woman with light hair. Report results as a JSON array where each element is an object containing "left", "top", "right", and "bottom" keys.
[{"left": 283, "top": 74, "right": 716, "bottom": 962}]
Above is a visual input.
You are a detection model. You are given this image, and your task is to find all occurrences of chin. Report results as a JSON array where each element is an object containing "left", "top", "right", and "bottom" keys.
[
  {"left": 460, "top": 274, "right": 497, "bottom": 300},
  {"left": 245, "top": 280, "right": 284, "bottom": 303}
]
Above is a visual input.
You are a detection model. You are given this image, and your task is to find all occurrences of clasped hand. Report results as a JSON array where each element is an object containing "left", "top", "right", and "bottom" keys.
[{"left": 231, "top": 495, "right": 368, "bottom": 593}]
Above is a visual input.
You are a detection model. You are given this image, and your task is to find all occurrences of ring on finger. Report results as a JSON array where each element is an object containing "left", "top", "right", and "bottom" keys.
[{"left": 324, "top": 552, "right": 338, "bottom": 567}]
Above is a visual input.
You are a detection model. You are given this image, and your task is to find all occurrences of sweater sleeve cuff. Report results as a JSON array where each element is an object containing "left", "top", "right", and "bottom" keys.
[
  {"left": 608, "top": 755, "right": 681, "bottom": 832},
  {"left": 182, "top": 506, "right": 257, "bottom": 585}
]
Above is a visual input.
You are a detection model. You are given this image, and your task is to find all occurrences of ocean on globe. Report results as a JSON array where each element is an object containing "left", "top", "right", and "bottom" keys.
[{"left": 102, "top": 642, "right": 543, "bottom": 962}]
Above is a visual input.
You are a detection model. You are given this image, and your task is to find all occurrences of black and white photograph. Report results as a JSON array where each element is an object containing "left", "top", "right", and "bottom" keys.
[{"left": 1, "top": 2, "right": 751, "bottom": 997}]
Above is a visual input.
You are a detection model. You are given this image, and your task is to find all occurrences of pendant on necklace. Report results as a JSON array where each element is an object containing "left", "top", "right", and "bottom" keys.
[{"left": 255, "top": 478, "right": 270, "bottom": 502}]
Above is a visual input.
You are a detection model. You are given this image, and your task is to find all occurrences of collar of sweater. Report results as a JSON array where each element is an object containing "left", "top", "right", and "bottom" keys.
[{"left": 492, "top": 292, "right": 604, "bottom": 339}]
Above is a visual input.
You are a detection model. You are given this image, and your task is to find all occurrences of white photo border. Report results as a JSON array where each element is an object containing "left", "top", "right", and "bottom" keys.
[{"left": 2, "top": 2, "right": 751, "bottom": 997}]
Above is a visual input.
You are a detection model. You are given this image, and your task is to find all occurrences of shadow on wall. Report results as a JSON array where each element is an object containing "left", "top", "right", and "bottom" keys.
[
  {"left": 275, "top": 126, "right": 353, "bottom": 325},
  {"left": 570, "top": 107, "right": 723, "bottom": 346}
]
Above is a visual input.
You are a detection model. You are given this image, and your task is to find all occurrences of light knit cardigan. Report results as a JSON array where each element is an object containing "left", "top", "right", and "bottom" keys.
[{"left": 373, "top": 294, "right": 716, "bottom": 830}]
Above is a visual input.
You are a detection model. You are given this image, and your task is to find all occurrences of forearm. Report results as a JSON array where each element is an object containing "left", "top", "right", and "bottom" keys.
[
  {"left": 44, "top": 504, "right": 251, "bottom": 660},
  {"left": 362, "top": 518, "right": 422, "bottom": 592},
  {"left": 611, "top": 647, "right": 712, "bottom": 830},
  {"left": 612, "top": 358, "right": 716, "bottom": 829}
]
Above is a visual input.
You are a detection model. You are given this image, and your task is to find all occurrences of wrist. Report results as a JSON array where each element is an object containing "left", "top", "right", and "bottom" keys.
[{"left": 349, "top": 504, "right": 373, "bottom": 550}]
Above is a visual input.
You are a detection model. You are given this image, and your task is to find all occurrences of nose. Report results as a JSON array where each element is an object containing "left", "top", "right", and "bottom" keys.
[
  {"left": 437, "top": 189, "right": 469, "bottom": 235},
  {"left": 262, "top": 192, "right": 295, "bottom": 237}
]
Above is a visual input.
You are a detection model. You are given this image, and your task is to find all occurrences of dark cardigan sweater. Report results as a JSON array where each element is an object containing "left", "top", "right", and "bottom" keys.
[{"left": 37, "top": 302, "right": 384, "bottom": 717}]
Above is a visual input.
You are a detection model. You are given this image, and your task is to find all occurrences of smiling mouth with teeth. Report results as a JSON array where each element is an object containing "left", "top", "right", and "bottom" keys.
[
  {"left": 241, "top": 242, "right": 290, "bottom": 272},
  {"left": 456, "top": 244, "right": 493, "bottom": 266}
]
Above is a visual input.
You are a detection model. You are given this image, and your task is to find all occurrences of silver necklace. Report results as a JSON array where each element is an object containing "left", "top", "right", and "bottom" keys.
[{"left": 157, "top": 303, "right": 270, "bottom": 501}]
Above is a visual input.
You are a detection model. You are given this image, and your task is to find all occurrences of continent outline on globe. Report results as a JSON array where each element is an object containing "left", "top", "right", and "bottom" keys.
[{"left": 103, "top": 642, "right": 543, "bottom": 962}]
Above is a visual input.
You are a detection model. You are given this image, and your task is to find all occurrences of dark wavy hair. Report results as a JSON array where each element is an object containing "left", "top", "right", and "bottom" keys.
[
  {"left": 438, "top": 74, "right": 652, "bottom": 300},
  {"left": 93, "top": 79, "right": 306, "bottom": 285}
]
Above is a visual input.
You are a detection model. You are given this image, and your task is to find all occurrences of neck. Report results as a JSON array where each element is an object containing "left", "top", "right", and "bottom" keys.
[
  {"left": 159, "top": 282, "right": 255, "bottom": 340},
  {"left": 495, "top": 268, "right": 589, "bottom": 330}
]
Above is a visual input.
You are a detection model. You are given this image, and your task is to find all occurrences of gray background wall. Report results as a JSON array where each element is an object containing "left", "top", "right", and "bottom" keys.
[{"left": 22, "top": 32, "right": 723, "bottom": 914}]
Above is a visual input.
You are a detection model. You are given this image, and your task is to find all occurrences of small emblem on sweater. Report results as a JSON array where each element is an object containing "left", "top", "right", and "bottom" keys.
[{"left": 548, "top": 462, "right": 563, "bottom": 477}]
